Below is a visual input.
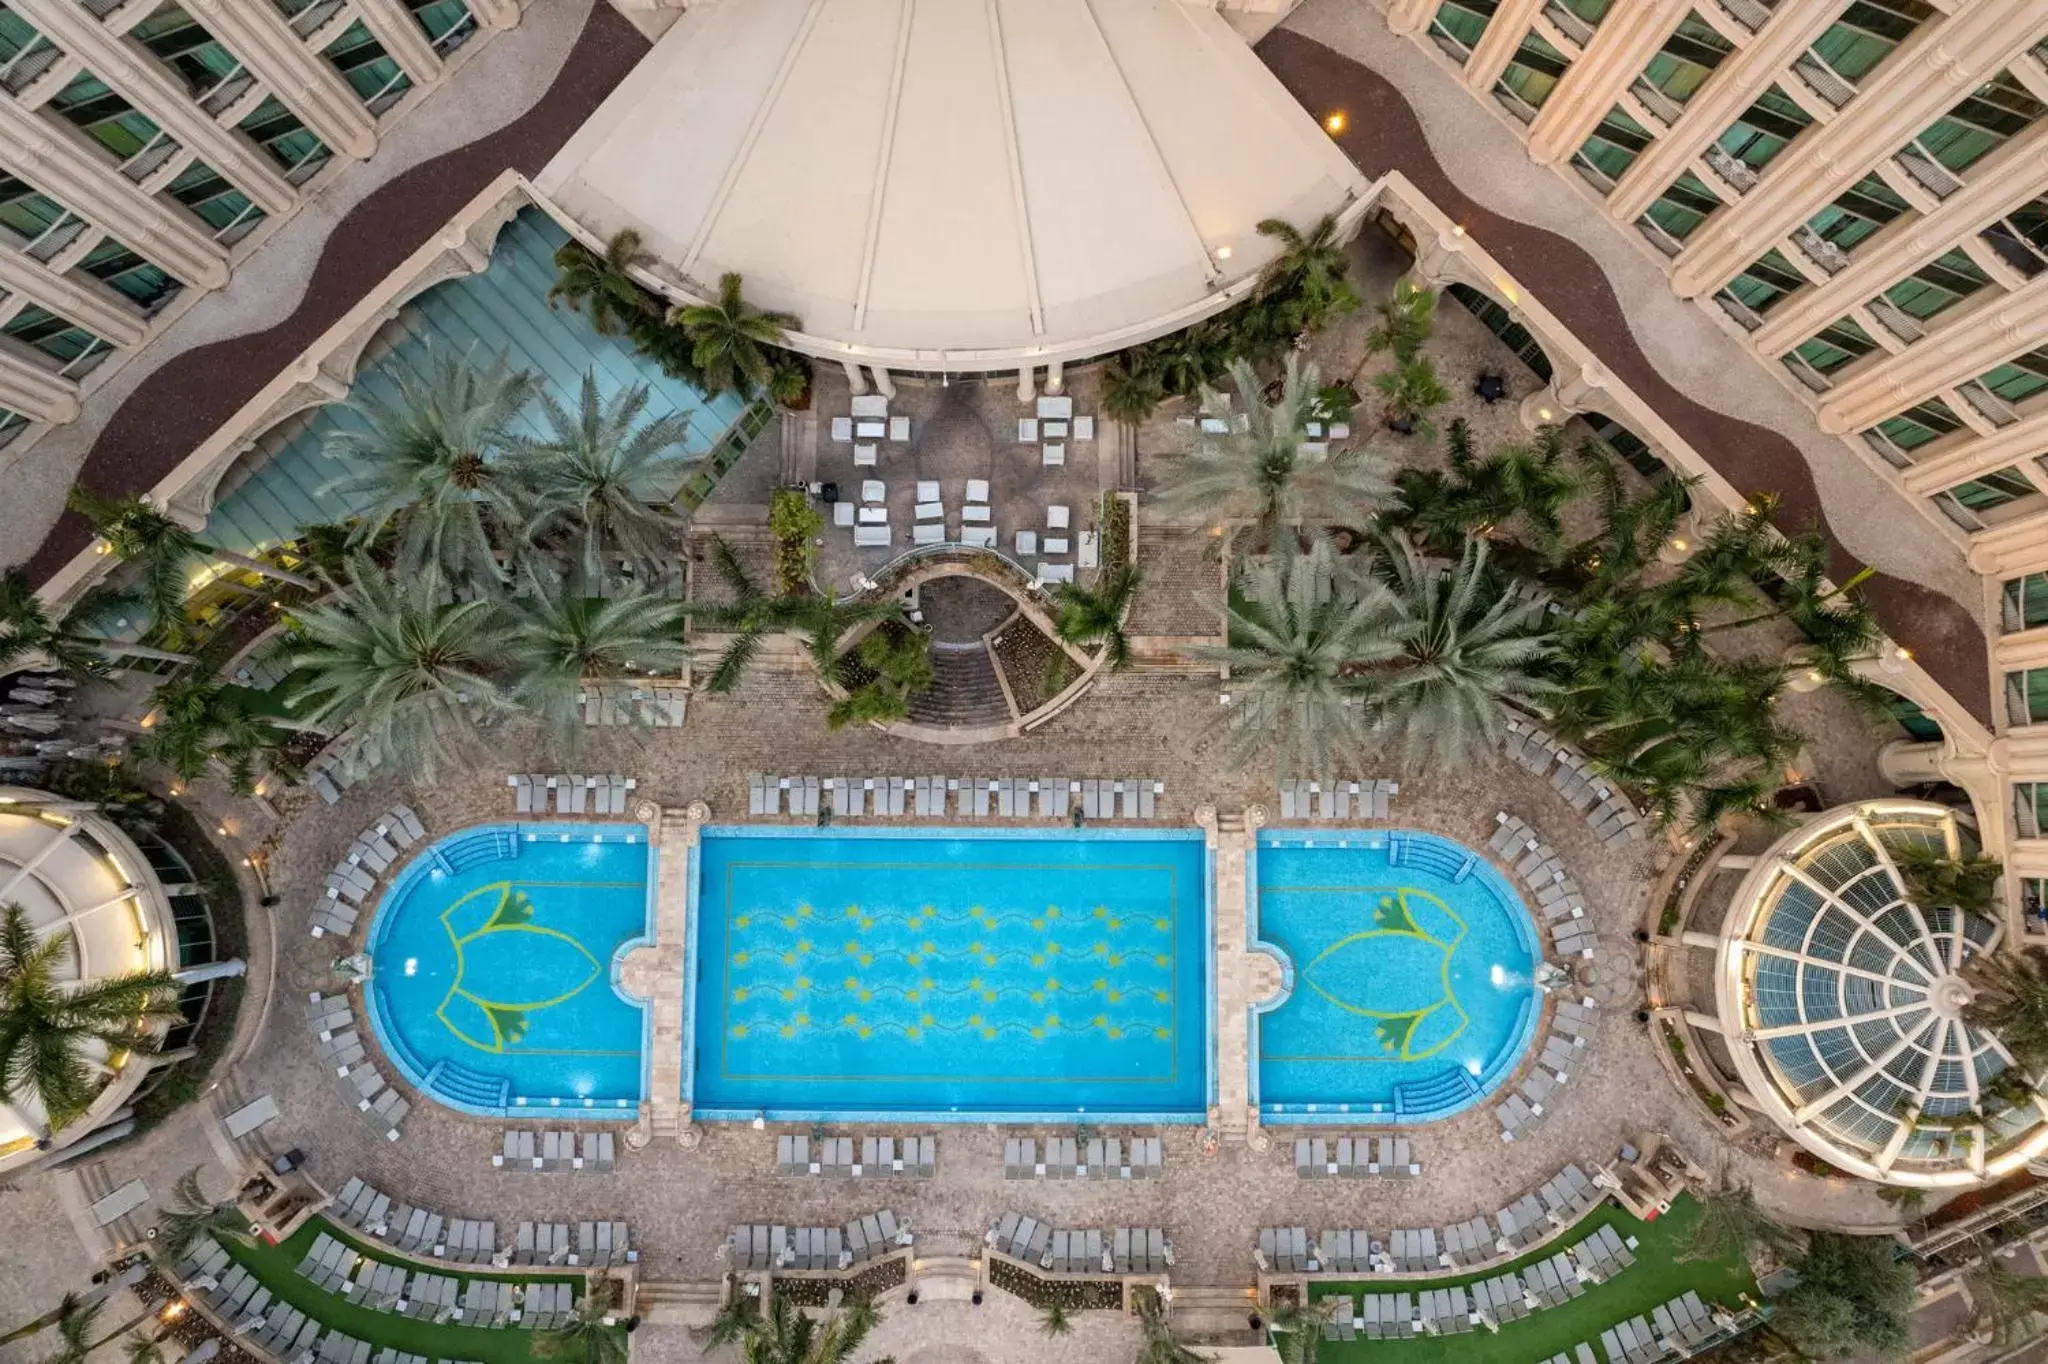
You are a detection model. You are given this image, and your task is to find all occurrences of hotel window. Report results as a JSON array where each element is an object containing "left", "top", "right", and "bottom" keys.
[
  {"left": 46, "top": 71, "right": 179, "bottom": 180},
  {"left": 1982, "top": 195, "right": 2048, "bottom": 279},
  {"left": 2009, "top": 668, "right": 2048, "bottom": 725},
  {"left": 1429, "top": 0, "right": 1498, "bottom": 62},
  {"left": 1935, "top": 465, "right": 2037, "bottom": 530},
  {"left": 1717, "top": 249, "right": 1804, "bottom": 321},
  {"left": 1806, "top": 1, "right": 1932, "bottom": 87},
  {"left": 0, "top": 171, "right": 87, "bottom": 261},
  {"left": 2015, "top": 784, "right": 2048, "bottom": 837},
  {"left": 1637, "top": 170, "right": 1720, "bottom": 251},
  {"left": 1866, "top": 398, "right": 1962, "bottom": 454},
  {"left": 404, "top": 0, "right": 478, "bottom": 56},
  {"left": 269, "top": 0, "right": 347, "bottom": 40},
  {"left": 2002, "top": 574, "right": 2048, "bottom": 634},
  {"left": 1713, "top": 85, "right": 1812, "bottom": 176},
  {"left": 1636, "top": 11, "right": 1732, "bottom": 109},
  {"left": 2, "top": 303, "right": 111, "bottom": 376},
  {"left": 127, "top": 4, "right": 252, "bottom": 115},
  {"left": 236, "top": 95, "right": 330, "bottom": 185},
  {"left": 0, "top": 4, "right": 59, "bottom": 95},
  {"left": 1903, "top": 71, "right": 2046, "bottom": 191},
  {"left": 1492, "top": 30, "right": 1570, "bottom": 122},
  {"left": 74, "top": 237, "right": 182, "bottom": 314},
  {"left": 1573, "top": 105, "right": 1652, "bottom": 189},
  {"left": 1786, "top": 316, "right": 1878, "bottom": 379},
  {"left": 1879, "top": 249, "right": 1990, "bottom": 326},
  {"left": 1804, "top": 174, "right": 1910, "bottom": 256},
  {"left": 1978, "top": 347, "right": 2048, "bottom": 408},
  {"left": 161, "top": 159, "right": 264, "bottom": 243},
  {"left": 321, "top": 21, "right": 412, "bottom": 115}
]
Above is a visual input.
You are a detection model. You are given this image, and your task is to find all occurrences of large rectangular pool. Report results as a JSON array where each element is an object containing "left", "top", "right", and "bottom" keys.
[{"left": 688, "top": 827, "right": 1211, "bottom": 1122}]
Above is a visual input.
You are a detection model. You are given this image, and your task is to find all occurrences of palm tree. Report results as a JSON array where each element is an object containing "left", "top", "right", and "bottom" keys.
[
  {"left": 1890, "top": 845, "right": 2004, "bottom": 916},
  {"left": 122, "top": 1335, "right": 167, "bottom": 1364},
  {"left": 684, "top": 537, "right": 902, "bottom": 693},
  {"left": 1, "top": 1292, "right": 94, "bottom": 1348},
  {"left": 1255, "top": 213, "right": 1358, "bottom": 334},
  {"left": 0, "top": 902, "right": 183, "bottom": 1128},
  {"left": 671, "top": 272, "right": 799, "bottom": 396},
  {"left": 1049, "top": 563, "right": 1141, "bottom": 671},
  {"left": 1968, "top": 948, "right": 2048, "bottom": 1073},
  {"left": 1101, "top": 357, "right": 1166, "bottom": 427},
  {"left": 1268, "top": 1297, "right": 1337, "bottom": 1364},
  {"left": 44, "top": 1294, "right": 103, "bottom": 1364},
  {"left": 135, "top": 677, "right": 301, "bottom": 796},
  {"left": 500, "top": 578, "right": 690, "bottom": 748},
  {"left": 708, "top": 1294, "right": 890, "bottom": 1364},
  {"left": 1152, "top": 357, "right": 1392, "bottom": 534},
  {"left": 1677, "top": 1184, "right": 1803, "bottom": 1265},
  {"left": 1038, "top": 1301, "right": 1074, "bottom": 1338},
  {"left": 693, "top": 1292, "right": 759, "bottom": 1352},
  {"left": 1369, "top": 355, "right": 1451, "bottom": 442},
  {"left": 1389, "top": 421, "right": 1581, "bottom": 565},
  {"left": 1362, "top": 279, "right": 1437, "bottom": 363},
  {"left": 156, "top": 1167, "right": 253, "bottom": 1262},
  {"left": 536, "top": 1279, "right": 628, "bottom": 1364},
  {"left": 1190, "top": 537, "right": 1402, "bottom": 775},
  {"left": 515, "top": 373, "right": 695, "bottom": 582},
  {"left": 290, "top": 556, "right": 511, "bottom": 780},
  {"left": 1968, "top": 1249, "right": 2048, "bottom": 1346},
  {"left": 320, "top": 342, "right": 537, "bottom": 590},
  {"left": 1, "top": 570, "right": 193, "bottom": 679},
  {"left": 1365, "top": 533, "right": 1557, "bottom": 768},
  {"left": 66, "top": 488, "right": 315, "bottom": 631},
  {"left": 826, "top": 627, "right": 932, "bottom": 731},
  {"left": 1136, "top": 1292, "right": 1209, "bottom": 1364},
  {"left": 547, "top": 230, "right": 654, "bottom": 337}
]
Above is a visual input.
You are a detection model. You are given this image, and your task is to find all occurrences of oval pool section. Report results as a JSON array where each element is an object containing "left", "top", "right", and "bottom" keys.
[
  {"left": 689, "top": 827, "right": 1211, "bottom": 1122},
  {"left": 1254, "top": 829, "right": 1540, "bottom": 1123},
  {"left": 364, "top": 823, "right": 653, "bottom": 1117}
]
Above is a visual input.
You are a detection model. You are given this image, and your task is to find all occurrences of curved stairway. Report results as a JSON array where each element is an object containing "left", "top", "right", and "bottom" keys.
[{"left": 906, "top": 642, "right": 1012, "bottom": 728}]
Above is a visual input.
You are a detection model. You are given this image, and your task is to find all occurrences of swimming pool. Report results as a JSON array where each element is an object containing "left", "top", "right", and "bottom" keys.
[
  {"left": 688, "top": 828, "right": 1211, "bottom": 1122},
  {"left": 1253, "top": 829, "right": 1539, "bottom": 1123},
  {"left": 364, "top": 823, "right": 653, "bottom": 1118}
]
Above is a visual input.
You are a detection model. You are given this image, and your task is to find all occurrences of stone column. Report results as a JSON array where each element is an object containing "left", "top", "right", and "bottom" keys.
[
  {"left": 1878, "top": 739, "right": 1946, "bottom": 787},
  {"left": 1016, "top": 365, "right": 1036, "bottom": 402},
  {"left": 869, "top": 365, "right": 895, "bottom": 399},
  {"left": 1461, "top": 0, "right": 1546, "bottom": 94},
  {"left": 1525, "top": 1, "right": 1692, "bottom": 167},
  {"left": 1606, "top": 1, "right": 1853, "bottom": 222},
  {"left": 1384, "top": 0, "right": 1436, "bottom": 37},
  {"left": 172, "top": 959, "right": 246, "bottom": 985},
  {"left": 468, "top": 0, "right": 521, "bottom": 30},
  {"left": 1667, "top": 0, "right": 2048, "bottom": 298},
  {"left": 350, "top": 0, "right": 444, "bottom": 84},
  {"left": 0, "top": 348, "right": 78, "bottom": 423},
  {"left": 1817, "top": 278, "right": 2048, "bottom": 434},
  {"left": 11, "top": 0, "right": 296, "bottom": 215},
  {"left": 0, "top": 253, "right": 144, "bottom": 347},
  {"left": 1045, "top": 359, "right": 1063, "bottom": 394},
  {"left": 185, "top": 0, "right": 378, "bottom": 162},
  {"left": 840, "top": 358, "right": 868, "bottom": 395}
]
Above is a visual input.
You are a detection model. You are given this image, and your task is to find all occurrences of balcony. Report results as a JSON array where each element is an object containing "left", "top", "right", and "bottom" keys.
[
  {"left": 1629, "top": 78, "right": 1686, "bottom": 128},
  {"left": 1569, "top": 153, "right": 1616, "bottom": 195},
  {"left": 1792, "top": 51, "right": 1857, "bottom": 110},
  {"left": 1714, "top": 292, "right": 1765, "bottom": 331},
  {"left": 20, "top": 213, "right": 86, "bottom": 263},
  {"left": 1861, "top": 429, "right": 1916, "bottom": 470},
  {"left": 0, "top": 38, "right": 61, "bottom": 97},
  {"left": 285, "top": 0, "right": 348, "bottom": 41},
  {"left": 1867, "top": 296, "right": 1924, "bottom": 344},
  {"left": 1782, "top": 352, "right": 1833, "bottom": 392},
  {"left": 78, "top": 0, "right": 125, "bottom": 17},
  {"left": 1982, "top": 222, "right": 2048, "bottom": 279},
  {"left": 1542, "top": 1, "right": 1596, "bottom": 48},
  {"left": 197, "top": 70, "right": 256, "bottom": 120},
  {"left": 1636, "top": 216, "right": 1687, "bottom": 257},
  {"left": 1718, "top": 0, "right": 1773, "bottom": 33},
  {"left": 1702, "top": 144, "right": 1757, "bottom": 194},
  {"left": 1492, "top": 83, "right": 1541, "bottom": 126},
  {"left": 1792, "top": 226, "right": 1850, "bottom": 275},
  {"left": 1894, "top": 143, "right": 1963, "bottom": 200},
  {"left": 1960, "top": 379, "right": 2020, "bottom": 427},
  {"left": 118, "top": 131, "right": 179, "bottom": 184}
]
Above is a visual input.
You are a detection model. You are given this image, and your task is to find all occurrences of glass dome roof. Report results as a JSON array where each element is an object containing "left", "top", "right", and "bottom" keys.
[{"left": 1722, "top": 802, "right": 2046, "bottom": 1186}]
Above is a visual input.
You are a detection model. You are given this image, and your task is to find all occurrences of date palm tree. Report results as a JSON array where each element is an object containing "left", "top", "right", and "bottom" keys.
[
  {"left": 66, "top": 488, "right": 315, "bottom": 631},
  {"left": 135, "top": 676, "right": 301, "bottom": 796},
  {"left": 1136, "top": 1293, "right": 1209, "bottom": 1364},
  {"left": 1967, "top": 948, "right": 2048, "bottom": 1073},
  {"left": 709, "top": 1294, "right": 890, "bottom": 1364},
  {"left": 1, "top": 569, "right": 192, "bottom": 679},
  {"left": 536, "top": 1279, "right": 628, "bottom": 1364},
  {"left": 1268, "top": 1296, "right": 1337, "bottom": 1364},
  {"left": 515, "top": 373, "right": 695, "bottom": 583},
  {"left": 290, "top": 555, "right": 511, "bottom": 780},
  {"left": 547, "top": 229, "right": 654, "bottom": 337},
  {"left": 500, "top": 576, "right": 690, "bottom": 747},
  {"left": 1677, "top": 1183, "right": 1803, "bottom": 1265},
  {"left": 320, "top": 342, "right": 537, "bottom": 591},
  {"left": 1362, "top": 278, "right": 1437, "bottom": 363},
  {"left": 1369, "top": 355, "right": 1451, "bottom": 442},
  {"left": 671, "top": 272, "right": 799, "bottom": 397},
  {"left": 156, "top": 1167, "right": 253, "bottom": 1263},
  {"left": 1038, "top": 1301, "right": 1074, "bottom": 1338},
  {"left": 1968, "top": 1247, "right": 2048, "bottom": 1346},
  {"left": 1190, "top": 536, "right": 1402, "bottom": 775},
  {"left": 1365, "top": 533, "right": 1557, "bottom": 769},
  {"left": 1049, "top": 563, "right": 1142, "bottom": 672},
  {"left": 684, "top": 537, "right": 902, "bottom": 694},
  {"left": 1152, "top": 357, "right": 1392, "bottom": 535},
  {"left": 1100, "top": 357, "right": 1166, "bottom": 427},
  {"left": 1388, "top": 420, "right": 1581, "bottom": 567},
  {"left": 0, "top": 902, "right": 183, "bottom": 1128},
  {"left": 1255, "top": 213, "right": 1358, "bottom": 334}
]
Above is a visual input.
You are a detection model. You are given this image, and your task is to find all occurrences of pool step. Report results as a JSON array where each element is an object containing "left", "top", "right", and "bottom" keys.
[
  {"left": 905, "top": 643, "right": 1013, "bottom": 729},
  {"left": 910, "top": 1256, "right": 980, "bottom": 1302},
  {"left": 423, "top": 1059, "right": 510, "bottom": 1112},
  {"left": 435, "top": 827, "right": 519, "bottom": 874},
  {"left": 1388, "top": 833, "right": 1477, "bottom": 883},
  {"left": 1394, "top": 1066, "right": 1479, "bottom": 1118}
]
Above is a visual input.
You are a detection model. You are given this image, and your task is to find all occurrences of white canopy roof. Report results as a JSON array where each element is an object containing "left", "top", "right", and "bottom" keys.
[{"left": 535, "top": 0, "right": 1369, "bottom": 371}]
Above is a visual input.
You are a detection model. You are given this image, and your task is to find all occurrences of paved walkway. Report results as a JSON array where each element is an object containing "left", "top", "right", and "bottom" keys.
[{"left": 1259, "top": 7, "right": 1992, "bottom": 725}]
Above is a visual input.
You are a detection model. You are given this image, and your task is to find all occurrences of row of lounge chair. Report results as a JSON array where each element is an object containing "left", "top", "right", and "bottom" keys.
[
  {"left": 307, "top": 994, "right": 407, "bottom": 1142},
  {"left": 513, "top": 1221, "right": 637, "bottom": 1268},
  {"left": 1003, "top": 1135, "right": 1163, "bottom": 1179},
  {"left": 725, "top": 1211, "right": 912, "bottom": 1272},
  {"left": 1277, "top": 779, "right": 1399, "bottom": 821},
  {"left": 1293, "top": 1135, "right": 1420, "bottom": 1178},
  {"left": 328, "top": 1177, "right": 637, "bottom": 1267},
  {"left": 746, "top": 773, "right": 1166, "bottom": 820},
  {"left": 1490, "top": 812, "right": 1599, "bottom": 957},
  {"left": 579, "top": 684, "right": 686, "bottom": 728},
  {"left": 492, "top": 1130, "right": 617, "bottom": 1172},
  {"left": 305, "top": 745, "right": 366, "bottom": 806},
  {"left": 1505, "top": 718, "right": 1645, "bottom": 848},
  {"left": 312, "top": 804, "right": 424, "bottom": 938},
  {"left": 1310, "top": 1225, "right": 1639, "bottom": 1340},
  {"left": 1599, "top": 1291, "right": 1731, "bottom": 1362},
  {"left": 508, "top": 773, "right": 636, "bottom": 816},
  {"left": 775, "top": 1134, "right": 936, "bottom": 1177},
  {"left": 985, "top": 1213, "right": 1173, "bottom": 1275},
  {"left": 1499, "top": 1000, "right": 1600, "bottom": 1142}
]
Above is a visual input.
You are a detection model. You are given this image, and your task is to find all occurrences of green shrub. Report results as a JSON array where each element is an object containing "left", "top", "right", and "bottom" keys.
[{"left": 769, "top": 488, "right": 823, "bottom": 596}]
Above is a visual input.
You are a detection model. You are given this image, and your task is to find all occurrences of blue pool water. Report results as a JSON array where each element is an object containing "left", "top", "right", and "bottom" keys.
[
  {"left": 689, "top": 828, "right": 1211, "bottom": 1121},
  {"left": 1254, "top": 830, "right": 1539, "bottom": 1123},
  {"left": 364, "top": 824, "right": 653, "bottom": 1117}
]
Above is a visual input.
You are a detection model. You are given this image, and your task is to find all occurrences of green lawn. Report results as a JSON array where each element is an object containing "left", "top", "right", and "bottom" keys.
[
  {"left": 216, "top": 1216, "right": 592, "bottom": 1364},
  {"left": 1303, "top": 1195, "right": 1759, "bottom": 1362}
]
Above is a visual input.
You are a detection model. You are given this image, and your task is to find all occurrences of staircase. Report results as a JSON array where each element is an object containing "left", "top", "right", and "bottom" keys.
[
  {"left": 633, "top": 1279, "right": 726, "bottom": 1327},
  {"left": 1168, "top": 1285, "right": 1266, "bottom": 1344},
  {"left": 906, "top": 643, "right": 1013, "bottom": 728},
  {"left": 911, "top": 1256, "right": 981, "bottom": 1303}
]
